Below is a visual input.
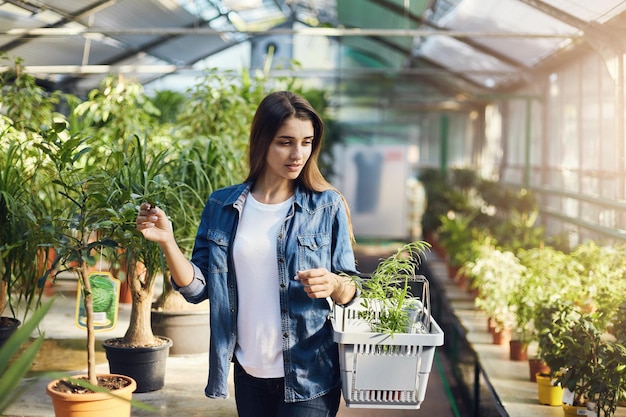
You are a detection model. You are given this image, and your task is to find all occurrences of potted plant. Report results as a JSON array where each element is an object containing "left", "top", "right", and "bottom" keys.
[
  {"left": 39, "top": 122, "right": 137, "bottom": 417},
  {"left": 418, "top": 168, "right": 449, "bottom": 250},
  {"left": 332, "top": 241, "right": 445, "bottom": 409},
  {"left": 0, "top": 137, "right": 44, "bottom": 345},
  {"left": 461, "top": 240, "right": 525, "bottom": 345},
  {"left": 538, "top": 299, "right": 626, "bottom": 417},
  {"left": 570, "top": 241, "right": 626, "bottom": 317},
  {"left": 101, "top": 136, "right": 177, "bottom": 392},
  {"left": 516, "top": 246, "right": 583, "bottom": 378},
  {"left": 64, "top": 75, "right": 172, "bottom": 393},
  {"left": 436, "top": 211, "right": 479, "bottom": 280},
  {"left": 0, "top": 59, "right": 60, "bottom": 344}
]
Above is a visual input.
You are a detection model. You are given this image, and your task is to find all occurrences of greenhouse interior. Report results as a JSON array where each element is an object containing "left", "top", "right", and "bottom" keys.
[{"left": 2, "top": 0, "right": 626, "bottom": 416}]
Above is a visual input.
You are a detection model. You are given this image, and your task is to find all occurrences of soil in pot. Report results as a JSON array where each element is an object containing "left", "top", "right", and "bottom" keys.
[
  {"left": 49, "top": 374, "right": 131, "bottom": 393},
  {"left": 46, "top": 374, "right": 136, "bottom": 417},
  {"left": 102, "top": 336, "right": 172, "bottom": 393}
]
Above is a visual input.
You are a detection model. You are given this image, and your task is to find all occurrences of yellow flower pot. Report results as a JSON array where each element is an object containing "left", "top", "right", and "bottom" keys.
[
  {"left": 562, "top": 403, "right": 590, "bottom": 416},
  {"left": 536, "top": 373, "right": 563, "bottom": 406}
]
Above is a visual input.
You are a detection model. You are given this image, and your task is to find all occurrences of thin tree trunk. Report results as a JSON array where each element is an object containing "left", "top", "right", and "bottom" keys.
[
  {"left": 81, "top": 268, "right": 97, "bottom": 386},
  {"left": 0, "top": 279, "right": 7, "bottom": 316}
]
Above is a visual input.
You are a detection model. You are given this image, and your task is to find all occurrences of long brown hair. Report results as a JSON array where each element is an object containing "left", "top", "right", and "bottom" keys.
[{"left": 245, "top": 91, "right": 354, "bottom": 241}]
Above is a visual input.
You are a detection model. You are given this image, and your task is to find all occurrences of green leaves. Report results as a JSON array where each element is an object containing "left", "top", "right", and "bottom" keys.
[
  {"left": 0, "top": 298, "right": 53, "bottom": 413},
  {"left": 353, "top": 241, "right": 431, "bottom": 335}
]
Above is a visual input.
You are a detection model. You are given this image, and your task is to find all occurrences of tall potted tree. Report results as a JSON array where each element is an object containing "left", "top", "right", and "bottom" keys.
[
  {"left": 101, "top": 136, "right": 179, "bottom": 392},
  {"left": 39, "top": 122, "right": 136, "bottom": 417}
]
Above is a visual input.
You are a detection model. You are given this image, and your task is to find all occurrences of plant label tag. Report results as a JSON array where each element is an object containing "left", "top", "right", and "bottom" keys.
[
  {"left": 562, "top": 388, "right": 575, "bottom": 405},
  {"left": 75, "top": 272, "right": 121, "bottom": 332}
]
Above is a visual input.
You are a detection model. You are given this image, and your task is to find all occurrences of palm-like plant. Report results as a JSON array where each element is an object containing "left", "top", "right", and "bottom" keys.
[
  {"left": 0, "top": 137, "right": 44, "bottom": 322},
  {"left": 103, "top": 135, "right": 188, "bottom": 347},
  {"left": 0, "top": 58, "right": 61, "bottom": 325}
]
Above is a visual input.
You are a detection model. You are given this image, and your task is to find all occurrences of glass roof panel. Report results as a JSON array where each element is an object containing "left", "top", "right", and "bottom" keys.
[
  {"left": 1, "top": 0, "right": 625, "bottom": 102},
  {"left": 542, "top": 0, "right": 626, "bottom": 23},
  {"left": 437, "top": 0, "right": 577, "bottom": 66},
  {"left": 419, "top": 34, "right": 518, "bottom": 88}
]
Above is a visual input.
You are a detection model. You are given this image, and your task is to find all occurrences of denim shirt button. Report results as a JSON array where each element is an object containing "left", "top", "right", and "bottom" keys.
[
  {"left": 278, "top": 258, "right": 284, "bottom": 263},
  {"left": 283, "top": 332, "right": 288, "bottom": 338},
  {"left": 280, "top": 283, "right": 286, "bottom": 288}
]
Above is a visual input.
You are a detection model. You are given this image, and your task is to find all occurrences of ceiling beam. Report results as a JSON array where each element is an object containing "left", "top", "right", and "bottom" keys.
[
  {"left": 3, "top": 26, "right": 577, "bottom": 38},
  {"left": 2, "top": 65, "right": 519, "bottom": 76}
]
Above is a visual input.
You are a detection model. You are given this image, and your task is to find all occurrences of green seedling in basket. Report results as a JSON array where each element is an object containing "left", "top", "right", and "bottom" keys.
[{"left": 350, "top": 241, "right": 431, "bottom": 335}]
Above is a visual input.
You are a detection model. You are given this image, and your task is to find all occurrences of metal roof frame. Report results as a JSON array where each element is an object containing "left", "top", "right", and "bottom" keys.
[{"left": 0, "top": 0, "right": 624, "bottom": 105}]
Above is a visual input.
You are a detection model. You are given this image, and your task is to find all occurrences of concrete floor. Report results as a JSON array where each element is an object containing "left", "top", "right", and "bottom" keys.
[{"left": 4, "top": 243, "right": 461, "bottom": 417}]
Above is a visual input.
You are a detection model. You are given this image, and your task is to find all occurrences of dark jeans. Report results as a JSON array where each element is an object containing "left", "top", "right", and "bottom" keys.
[{"left": 233, "top": 360, "right": 341, "bottom": 417}]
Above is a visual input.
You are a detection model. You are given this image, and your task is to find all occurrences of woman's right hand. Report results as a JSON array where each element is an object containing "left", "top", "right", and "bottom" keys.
[{"left": 136, "top": 202, "right": 174, "bottom": 244}]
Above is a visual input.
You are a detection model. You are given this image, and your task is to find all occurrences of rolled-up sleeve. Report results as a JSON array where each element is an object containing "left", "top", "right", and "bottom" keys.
[{"left": 171, "top": 261, "right": 208, "bottom": 304}]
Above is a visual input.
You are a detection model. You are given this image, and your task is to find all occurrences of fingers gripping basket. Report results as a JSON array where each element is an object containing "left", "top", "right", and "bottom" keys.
[{"left": 332, "top": 275, "right": 444, "bottom": 409}]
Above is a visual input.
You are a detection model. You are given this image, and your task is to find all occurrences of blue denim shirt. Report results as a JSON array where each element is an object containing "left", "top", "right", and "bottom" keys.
[{"left": 174, "top": 182, "right": 358, "bottom": 402}]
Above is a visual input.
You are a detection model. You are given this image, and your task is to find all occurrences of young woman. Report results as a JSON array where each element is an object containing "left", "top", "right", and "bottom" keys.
[{"left": 136, "top": 91, "right": 358, "bottom": 417}]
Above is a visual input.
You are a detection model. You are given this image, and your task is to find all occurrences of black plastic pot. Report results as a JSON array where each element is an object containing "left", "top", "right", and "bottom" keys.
[
  {"left": 102, "top": 336, "right": 172, "bottom": 393},
  {"left": 0, "top": 317, "right": 21, "bottom": 347}
]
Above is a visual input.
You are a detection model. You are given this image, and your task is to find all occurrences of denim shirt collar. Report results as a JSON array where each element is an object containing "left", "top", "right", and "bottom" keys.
[{"left": 224, "top": 181, "right": 311, "bottom": 213}]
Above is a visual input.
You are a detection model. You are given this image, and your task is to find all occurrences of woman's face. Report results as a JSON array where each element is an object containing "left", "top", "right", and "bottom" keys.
[{"left": 263, "top": 116, "right": 314, "bottom": 183}]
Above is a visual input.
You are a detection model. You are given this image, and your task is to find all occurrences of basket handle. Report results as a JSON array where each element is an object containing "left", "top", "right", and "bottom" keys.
[
  {"left": 408, "top": 274, "right": 431, "bottom": 330},
  {"left": 331, "top": 274, "right": 432, "bottom": 332}
]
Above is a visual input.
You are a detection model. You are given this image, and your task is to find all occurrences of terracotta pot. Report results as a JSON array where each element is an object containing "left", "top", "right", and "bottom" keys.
[
  {"left": 528, "top": 359, "right": 550, "bottom": 382},
  {"left": 536, "top": 373, "right": 563, "bottom": 406},
  {"left": 447, "top": 264, "right": 460, "bottom": 279},
  {"left": 509, "top": 340, "right": 528, "bottom": 361},
  {"left": 46, "top": 374, "right": 136, "bottom": 417},
  {"left": 118, "top": 281, "right": 132, "bottom": 304},
  {"left": 492, "top": 327, "right": 511, "bottom": 346}
]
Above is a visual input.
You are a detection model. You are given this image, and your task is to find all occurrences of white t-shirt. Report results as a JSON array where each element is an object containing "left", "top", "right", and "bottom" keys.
[{"left": 233, "top": 194, "right": 294, "bottom": 378}]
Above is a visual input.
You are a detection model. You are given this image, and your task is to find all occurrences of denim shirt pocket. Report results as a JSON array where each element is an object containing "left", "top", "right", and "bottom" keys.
[
  {"left": 297, "top": 234, "right": 331, "bottom": 270},
  {"left": 206, "top": 229, "right": 230, "bottom": 273}
]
